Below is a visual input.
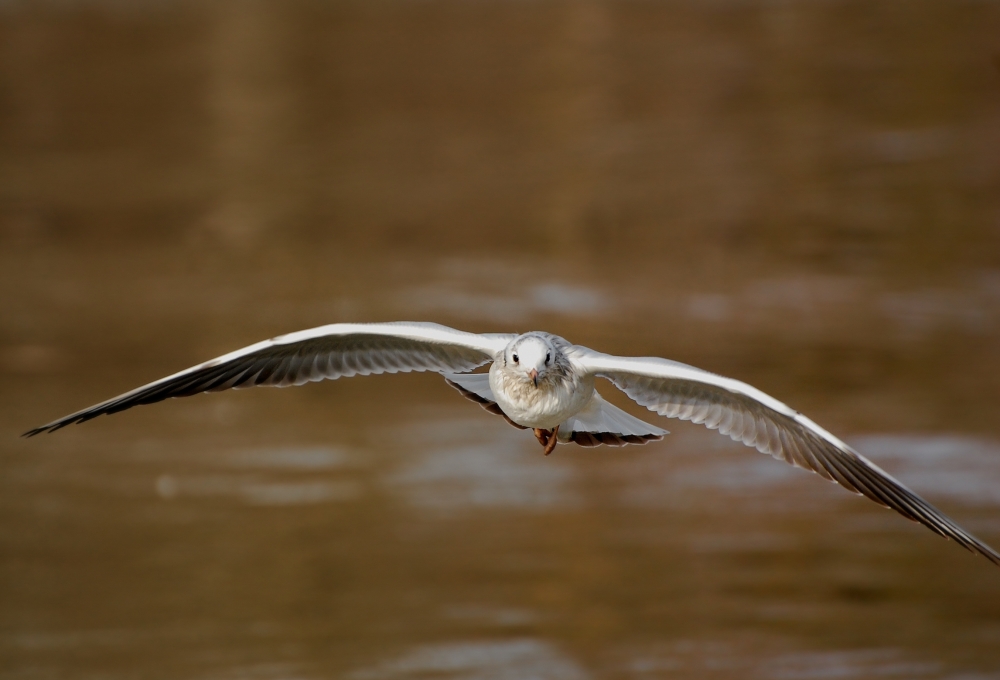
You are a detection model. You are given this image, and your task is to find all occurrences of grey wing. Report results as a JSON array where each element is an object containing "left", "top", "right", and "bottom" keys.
[
  {"left": 558, "top": 392, "right": 667, "bottom": 447},
  {"left": 25, "top": 322, "right": 515, "bottom": 436},
  {"left": 573, "top": 348, "right": 1000, "bottom": 567},
  {"left": 444, "top": 372, "right": 527, "bottom": 430}
]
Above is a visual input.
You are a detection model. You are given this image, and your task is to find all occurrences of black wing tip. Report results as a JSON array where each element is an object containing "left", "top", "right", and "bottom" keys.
[
  {"left": 938, "top": 531, "right": 1000, "bottom": 568},
  {"left": 22, "top": 420, "right": 71, "bottom": 437},
  {"left": 875, "top": 492, "right": 1000, "bottom": 569},
  {"left": 570, "top": 431, "right": 664, "bottom": 447},
  {"left": 953, "top": 535, "right": 1000, "bottom": 568},
  {"left": 974, "top": 547, "right": 1000, "bottom": 568}
]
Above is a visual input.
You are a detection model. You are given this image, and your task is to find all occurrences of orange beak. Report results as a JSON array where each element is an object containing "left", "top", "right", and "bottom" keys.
[{"left": 529, "top": 368, "right": 538, "bottom": 386}]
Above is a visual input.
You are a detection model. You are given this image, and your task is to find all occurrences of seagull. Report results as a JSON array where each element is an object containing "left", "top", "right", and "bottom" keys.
[{"left": 23, "top": 321, "right": 1000, "bottom": 566}]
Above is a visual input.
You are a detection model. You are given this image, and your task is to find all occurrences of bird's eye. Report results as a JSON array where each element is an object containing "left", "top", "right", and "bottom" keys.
[
  {"left": 545, "top": 353, "right": 550, "bottom": 364},
  {"left": 512, "top": 354, "right": 519, "bottom": 363}
]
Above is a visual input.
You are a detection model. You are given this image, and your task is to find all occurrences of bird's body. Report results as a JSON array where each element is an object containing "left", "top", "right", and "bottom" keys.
[
  {"left": 24, "top": 321, "right": 1000, "bottom": 567},
  {"left": 489, "top": 333, "right": 594, "bottom": 431}
]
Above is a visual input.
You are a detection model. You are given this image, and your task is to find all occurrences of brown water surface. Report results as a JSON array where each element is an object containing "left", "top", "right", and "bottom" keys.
[{"left": 2, "top": 2, "right": 1000, "bottom": 678}]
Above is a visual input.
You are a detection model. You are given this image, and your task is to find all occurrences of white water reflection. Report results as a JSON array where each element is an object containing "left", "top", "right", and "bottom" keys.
[
  {"left": 673, "top": 277, "right": 1000, "bottom": 338},
  {"left": 687, "top": 293, "right": 731, "bottom": 322},
  {"left": 385, "top": 419, "right": 582, "bottom": 511},
  {"left": 622, "top": 642, "right": 940, "bottom": 680},
  {"left": 763, "top": 648, "right": 939, "bottom": 679},
  {"left": 610, "top": 429, "right": 1000, "bottom": 514},
  {"left": 349, "top": 639, "right": 588, "bottom": 680},
  {"left": 210, "top": 662, "right": 314, "bottom": 680},
  {"left": 611, "top": 431, "right": 819, "bottom": 510},
  {"left": 530, "top": 284, "right": 606, "bottom": 315},
  {"left": 863, "top": 127, "right": 952, "bottom": 165},
  {"left": 239, "top": 480, "right": 362, "bottom": 506},
  {"left": 145, "top": 444, "right": 364, "bottom": 505},
  {"left": 673, "top": 275, "right": 863, "bottom": 327},
  {"left": 397, "top": 281, "right": 606, "bottom": 323},
  {"left": 154, "top": 474, "right": 362, "bottom": 505},
  {"left": 666, "top": 453, "right": 805, "bottom": 494},
  {"left": 878, "top": 290, "right": 991, "bottom": 336},
  {"left": 443, "top": 605, "right": 538, "bottom": 628},
  {"left": 852, "top": 435, "right": 1000, "bottom": 507},
  {"left": 221, "top": 446, "right": 354, "bottom": 471}
]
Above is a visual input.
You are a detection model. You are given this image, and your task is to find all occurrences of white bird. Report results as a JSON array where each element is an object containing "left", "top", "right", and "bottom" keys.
[{"left": 24, "top": 321, "right": 1000, "bottom": 566}]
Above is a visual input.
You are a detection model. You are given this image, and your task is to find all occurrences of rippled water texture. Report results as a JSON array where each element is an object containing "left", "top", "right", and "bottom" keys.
[{"left": 2, "top": 1, "right": 1000, "bottom": 678}]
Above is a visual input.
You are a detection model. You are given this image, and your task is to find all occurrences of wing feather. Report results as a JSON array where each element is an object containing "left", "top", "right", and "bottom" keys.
[
  {"left": 24, "top": 322, "right": 513, "bottom": 436},
  {"left": 573, "top": 348, "right": 1000, "bottom": 566}
]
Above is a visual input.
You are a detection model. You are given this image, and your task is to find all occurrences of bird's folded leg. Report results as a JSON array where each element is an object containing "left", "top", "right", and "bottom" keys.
[
  {"left": 543, "top": 425, "right": 559, "bottom": 456},
  {"left": 533, "top": 428, "right": 550, "bottom": 447}
]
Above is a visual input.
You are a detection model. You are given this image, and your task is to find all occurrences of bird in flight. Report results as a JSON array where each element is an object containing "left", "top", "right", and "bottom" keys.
[{"left": 24, "top": 321, "right": 1000, "bottom": 566}]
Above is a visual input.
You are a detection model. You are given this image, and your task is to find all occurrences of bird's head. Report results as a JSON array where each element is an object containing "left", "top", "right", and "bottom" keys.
[{"left": 504, "top": 333, "right": 562, "bottom": 387}]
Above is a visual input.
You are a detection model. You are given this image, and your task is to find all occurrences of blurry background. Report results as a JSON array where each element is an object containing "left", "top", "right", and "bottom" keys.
[{"left": 2, "top": 1, "right": 1000, "bottom": 678}]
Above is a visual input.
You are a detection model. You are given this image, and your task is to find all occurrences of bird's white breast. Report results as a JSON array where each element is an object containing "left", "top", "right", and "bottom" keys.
[{"left": 488, "top": 362, "right": 594, "bottom": 430}]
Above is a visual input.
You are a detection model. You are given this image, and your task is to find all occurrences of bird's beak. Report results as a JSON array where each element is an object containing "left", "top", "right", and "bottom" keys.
[{"left": 529, "top": 368, "right": 538, "bottom": 386}]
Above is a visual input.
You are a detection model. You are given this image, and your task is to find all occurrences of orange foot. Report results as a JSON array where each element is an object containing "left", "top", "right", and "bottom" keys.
[
  {"left": 542, "top": 425, "right": 560, "bottom": 456},
  {"left": 533, "top": 428, "right": 550, "bottom": 447}
]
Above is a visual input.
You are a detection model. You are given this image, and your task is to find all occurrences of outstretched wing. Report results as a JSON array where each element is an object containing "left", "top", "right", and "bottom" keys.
[
  {"left": 25, "top": 322, "right": 514, "bottom": 436},
  {"left": 573, "top": 348, "right": 1000, "bottom": 567}
]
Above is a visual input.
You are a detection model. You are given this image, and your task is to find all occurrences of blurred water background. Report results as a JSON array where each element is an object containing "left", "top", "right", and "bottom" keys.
[{"left": 2, "top": 1, "right": 1000, "bottom": 678}]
